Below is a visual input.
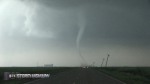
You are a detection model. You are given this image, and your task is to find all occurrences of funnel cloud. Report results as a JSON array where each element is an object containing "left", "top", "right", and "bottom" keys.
[{"left": 76, "top": 8, "right": 86, "bottom": 64}]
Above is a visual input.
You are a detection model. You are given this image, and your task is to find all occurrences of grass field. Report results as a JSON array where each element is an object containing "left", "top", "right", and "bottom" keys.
[
  {"left": 0, "top": 67, "right": 72, "bottom": 84},
  {"left": 96, "top": 67, "right": 150, "bottom": 84}
]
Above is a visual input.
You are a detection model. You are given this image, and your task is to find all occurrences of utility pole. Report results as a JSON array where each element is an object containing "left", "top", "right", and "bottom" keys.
[
  {"left": 101, "top": 58, "right": 105, "bottom": 67},
  {"left": 105, "top": 54, "right": 110, "bottom": 67}
]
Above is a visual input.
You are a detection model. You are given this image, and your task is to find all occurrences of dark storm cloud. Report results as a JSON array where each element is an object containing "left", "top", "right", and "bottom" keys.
[
  {"left": 52, "top": 0, "right": 149, "bottom": 44},
  {"left": 35, "top": 0, "right": 102, "bottom": 9},
  {"left": 83, "top": 0, "right": 150, "bottom": 46},
  {"left": 32, "top": 0, "right": 150, "bottom": 46},
  {"left": 3, "top": 0, "right": 149, "bottom": 46}
]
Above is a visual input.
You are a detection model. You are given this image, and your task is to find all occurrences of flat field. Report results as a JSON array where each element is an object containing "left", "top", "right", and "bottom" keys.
[{"left": 96, "top": 67, "right": 150, "bottom": 84}]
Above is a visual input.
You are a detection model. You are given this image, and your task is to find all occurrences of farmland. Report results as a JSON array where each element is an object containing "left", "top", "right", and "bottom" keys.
[{"left": 96, "top": 67, "right": 150, "bottom": 84}]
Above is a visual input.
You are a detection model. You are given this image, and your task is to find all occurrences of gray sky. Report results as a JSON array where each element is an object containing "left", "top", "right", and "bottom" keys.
[{"left": 0, "top": 0, "right": 150, "bottom": 67}]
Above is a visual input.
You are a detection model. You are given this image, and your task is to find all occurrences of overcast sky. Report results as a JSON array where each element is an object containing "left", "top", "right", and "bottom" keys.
[{"left": 0, "top": 0, "right": 150, "bottom": 67}]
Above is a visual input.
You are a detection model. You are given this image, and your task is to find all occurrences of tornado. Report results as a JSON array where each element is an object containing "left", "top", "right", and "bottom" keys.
[{"left": 76, "top": 10, "right": 86, "bottom": 65}]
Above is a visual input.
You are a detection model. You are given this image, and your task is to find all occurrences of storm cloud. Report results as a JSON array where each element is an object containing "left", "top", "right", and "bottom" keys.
[{"left": 0, "top": 0, "right": 150, "bottom": 67}]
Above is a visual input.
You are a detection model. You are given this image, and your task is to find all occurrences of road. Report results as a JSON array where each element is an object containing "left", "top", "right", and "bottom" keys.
[{"left": 24, "top": 68, "right": 126, "bottom": 84}]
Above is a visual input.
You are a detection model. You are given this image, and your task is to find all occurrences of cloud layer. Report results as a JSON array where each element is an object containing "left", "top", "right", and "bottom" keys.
[{"left": 0, "top": 0, "right": 150, "bottom": 66}]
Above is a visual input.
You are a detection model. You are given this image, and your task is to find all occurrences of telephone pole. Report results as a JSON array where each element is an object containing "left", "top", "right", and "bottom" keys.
[{"left": 105, "top": 54, "right": 110, "bottom": 67}]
